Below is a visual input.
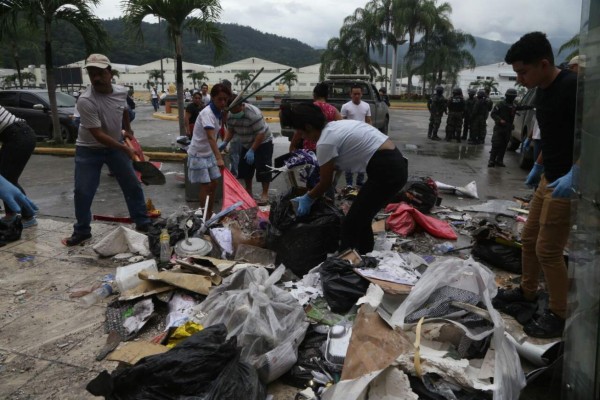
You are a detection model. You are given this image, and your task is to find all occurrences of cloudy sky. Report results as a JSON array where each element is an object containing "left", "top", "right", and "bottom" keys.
[{"left": 92, "top": 0, "right": 582, "bottom": 48}]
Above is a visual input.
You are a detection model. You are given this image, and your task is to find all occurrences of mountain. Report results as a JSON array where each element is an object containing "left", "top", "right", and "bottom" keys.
[{"left": 0, "top": 19, "right": 323, "bottom": 69}]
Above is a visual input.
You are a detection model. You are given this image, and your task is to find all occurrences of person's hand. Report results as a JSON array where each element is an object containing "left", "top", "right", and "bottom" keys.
[
  {"left": 523, "top": 138, "right": 531, "bottom": 150},
  {"left": 525, "top": 163, "right": 544, "bottom": 188},
  {"left": 547, "top": 165, "right": 579, "bottom": 198},
  {"left": 216, "top": 158, "right": 225, "bottom": 169},
  {"left": 218, "top": 141, "right": 229, "bottom": 152},
  {"left": 124, "top": 146, "right": 137, "bottom": 160},
  {"left": 123, "top": 130, "right": 134, "bottom": 140},
  {"left": 0, "top": 175, "right": 38, "bottom": 216},
  {"left": 244, "top": 149, "right": 255, "bottom": 165},
  {"left": 292, "top": 193, "right": 315, "bottom": 217}
]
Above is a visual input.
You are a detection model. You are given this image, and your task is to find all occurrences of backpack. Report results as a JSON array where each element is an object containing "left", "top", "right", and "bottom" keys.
[{"left": 394, "top": 176, "right": 440, "bottom": 213}]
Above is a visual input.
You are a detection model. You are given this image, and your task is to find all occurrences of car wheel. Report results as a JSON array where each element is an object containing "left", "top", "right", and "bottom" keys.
[
  {"left": 519, "top": 141, "right": 534, "bottom": 170},
  {"left": 507, "top": 136, "right": 520, "bottom": 151},
  {"left": 379, "top": 115, "right": 389, "bottom": 135}
]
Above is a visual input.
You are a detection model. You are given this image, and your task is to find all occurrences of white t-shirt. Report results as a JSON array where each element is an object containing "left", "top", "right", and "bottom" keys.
[
  {"left": 201, "top": 93, "right": 211, "bottom": 106},
  {"left": 532, "top": 116, "right": 541, "bottom": 140},
  {"left": 316, "top": 120, "right": 387, "bottom": 173},
  {"left": 76, "top": 84, "right": 127, "bottom": 147},
  {"left": 341, "top": 100, "right": 371, "bottom": 121},
  {"left": 150, "top": 88, "right": 158, "bottom": 99},
  {"left": 188, "top": 105, "right": 220, "bottom": 157}
]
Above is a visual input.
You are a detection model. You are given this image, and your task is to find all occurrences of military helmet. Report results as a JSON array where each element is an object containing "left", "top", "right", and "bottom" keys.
[
  {"left": 467, "top": 88, "right": 476, "bottom": 97},
  {"left": 452, "top": 87, "right": 463, "bottom": 96},
  {"left": 476, "top": 89, "right": 486, "bottom": 98},
  {"left": 435, "top": 85, "right": 444, "bottom": 94},
  {"left": 505, "top": 88, "right": 518, "bottom": 98}
]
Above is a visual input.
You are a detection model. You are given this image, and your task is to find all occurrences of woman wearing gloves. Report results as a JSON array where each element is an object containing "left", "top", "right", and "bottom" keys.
[{"left": 280, "top": 103, "right": 407, "bottom": 254}]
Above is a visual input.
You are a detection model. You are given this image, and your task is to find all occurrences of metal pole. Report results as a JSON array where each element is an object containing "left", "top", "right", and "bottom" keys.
[{"left": 159, "top": 17, "right": 164, "bottom": 92}]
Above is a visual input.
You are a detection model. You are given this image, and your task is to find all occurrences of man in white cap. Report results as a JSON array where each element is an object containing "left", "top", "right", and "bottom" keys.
[
  {"left": 62, "top": 53, "right": 151, "bottom": 246},
  {"left": 568, "top": 55, "right": 585, "bottom": 74}
]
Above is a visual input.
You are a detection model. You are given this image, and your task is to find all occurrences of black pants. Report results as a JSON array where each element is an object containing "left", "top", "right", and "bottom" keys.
[
  {"left": 489, "top": 126, "right": 511, "bottom": 164},
  {"left": 0, "top": 121, "right": 36, "bottom": 217},
  {"left": 340, "top": 148, "right": 408, "bottom": 254}
]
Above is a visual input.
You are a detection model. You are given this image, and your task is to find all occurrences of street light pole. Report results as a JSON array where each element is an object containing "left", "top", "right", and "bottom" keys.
[{"left": 384, "top": 9, "right": 391, "bottom": 91}]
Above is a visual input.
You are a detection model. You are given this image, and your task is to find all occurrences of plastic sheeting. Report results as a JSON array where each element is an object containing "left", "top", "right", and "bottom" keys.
[
  {"left": 222, "top": 168, "right": 268, "bottom": 220},
  {"left": 93, "top": 226, "right": 151, "bottom": 257},
  {"left": 385, "top": 203, "right": 458, "bottom": 240}
]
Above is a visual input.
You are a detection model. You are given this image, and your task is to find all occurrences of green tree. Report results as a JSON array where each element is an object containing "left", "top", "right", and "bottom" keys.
[
  {"left": 1, "top": 0, "right": 108, "bottom": 144},
  {"left": 187, "top": 71, "right": 207, "bottom": 88},
  {"left": 148, "top": 69, "right": 163, "bottom": 87},
  {"left": 233, "top": 70, "right": 253, "bottom": 89},
  {"left": 123, "top": 0, "right": 226, "bottom": 136},
  {"left": 0, "top": 17, "right": 41, "bottom": 89},
  {"left": 278, "top": 70, "right": 297, "bottom": 96},
  {"left": 558, "top": 33, "right": 579, "bottom": 62},
  {"left": 319, "top": 36, "right": 357, "bottom": 80}
]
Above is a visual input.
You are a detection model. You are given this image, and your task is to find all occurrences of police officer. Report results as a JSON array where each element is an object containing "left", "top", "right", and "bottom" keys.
[
  {"left": 445, "top": 87, "right": 465, "bottom": 142},
  {"left": 462, "top": 88, "right": 476, "bottom": 140},
  {"left": 427, "top": 86, "right": 446, "bottom": 141},
  {"left": 488, "top": 88, "right": 532, "bottom": 167},
  {"left": 469, "top": 89, "right": 488, "bottom": 145}
]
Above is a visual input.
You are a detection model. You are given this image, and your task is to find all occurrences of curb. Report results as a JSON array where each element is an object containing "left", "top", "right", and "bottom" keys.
[
  {"left": 153, "top": 112, "right": 281, "bottom": 123},
  {"left": 34, "top": 147, "right": 187, "bottom": 162}
]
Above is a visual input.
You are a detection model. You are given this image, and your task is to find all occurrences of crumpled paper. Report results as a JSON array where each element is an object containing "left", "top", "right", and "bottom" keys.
[{"left": 93, "top": 226, "right": 150, "bottom": 257}]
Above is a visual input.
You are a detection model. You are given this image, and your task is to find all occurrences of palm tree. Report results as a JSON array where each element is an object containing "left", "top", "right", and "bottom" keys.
[
  {"left": 558, "top": 33, "right": 579, "bottom": 62},
  {"left": 0, "top": 0, "right": 108, "bottom": 144},
  {"left": 187, "top": 71, "right": 207, "bottom": 89},
  {"left": 319, "top": 36, "right": 357, "bottom": 80},
  {"left": 233, "top": 70, "right": 253, "bottom": 90},
  {"left": 0, "top": 17, "right": 41, "bottom": 89},
  {"left": 279, "top": 70, "right": 298, "bottom": 96},
  {"left": 148, "top": 69, "right": 163, "bottom": 88},
  {"left": 123, "top": 0, "right": 226, "bottom": 136}
]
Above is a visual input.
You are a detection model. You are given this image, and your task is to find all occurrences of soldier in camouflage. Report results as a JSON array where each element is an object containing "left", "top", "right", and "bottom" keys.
[
  {"left": 445, "top": 87, "right": 465, "bottom": 142},
  {"left": 427, "top": 86, "right": 446, "bottom": 141}
]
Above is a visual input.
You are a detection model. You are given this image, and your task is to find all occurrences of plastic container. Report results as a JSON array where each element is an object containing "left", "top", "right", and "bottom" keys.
[
  {"left": 159, "top": 229, "right": 171, "bottom": 262},
  {"left": 433, "top": 241, "right": 455, "bottom": 255},
  {"left": 115, "top": 259, "right": 158, "bottom": 293},
  {"left": 81, "top": 283, "right": 113, "bottom": 307}
]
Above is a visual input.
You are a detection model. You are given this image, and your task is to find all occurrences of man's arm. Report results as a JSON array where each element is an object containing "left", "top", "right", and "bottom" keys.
[
  {"left": 308, "top": 160, "right": 335, "bottom": 199},
  {"left": 88, "top": 127, "right": 136, "bottom": 159},
  {"left": 122, "top": 108, "right": 134, "bottom": 139},
  {"left": 365, "top": 115, "right": 372, "bottom": 125}
]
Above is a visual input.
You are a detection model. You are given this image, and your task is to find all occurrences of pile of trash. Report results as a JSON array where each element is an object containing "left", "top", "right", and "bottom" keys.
[{"left": 75, "top": 174, "right": 559, "bottom": 400}]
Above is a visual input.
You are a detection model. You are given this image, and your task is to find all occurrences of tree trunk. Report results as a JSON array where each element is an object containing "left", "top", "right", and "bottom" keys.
[
  {"left": 45, "top": 22, "right": 63, "bottom": 144},
  {"left": 390, "top": 44, "right": 398, "bottom": 95},
  {"left": 175, "top": 35, "right": 186, "bottom": 136},
  {"left": 10, "top": 42, "right": 23, "bottom": 89}
]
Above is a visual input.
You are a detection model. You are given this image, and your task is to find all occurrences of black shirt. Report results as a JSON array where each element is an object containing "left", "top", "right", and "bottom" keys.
[
  {"left": 185, "top": 102, "right": 203, "bottom": 124},
  {"left": 535, "top": 69, "right": 577, "bottom": 182}
]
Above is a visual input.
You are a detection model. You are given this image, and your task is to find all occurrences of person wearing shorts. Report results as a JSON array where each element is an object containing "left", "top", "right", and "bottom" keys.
[
  {"left": 221, "top": 101, "right": 273, "bottom": 204},
  {"left": 187, "top": 83, "right": 232, "bottom": 218}
]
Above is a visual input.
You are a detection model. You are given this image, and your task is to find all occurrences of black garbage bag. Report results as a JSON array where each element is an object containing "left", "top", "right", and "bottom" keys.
[
  {"left": 86, "top": 324, "right": 264, "bottom": 400},
  {"left": 472, "top": 240, "right": 522, "bottom": 274},
  {"left": 320, "top": 256, "right": 377, "bottom": 314},
  {"left": 267, "top": 190, "right": 343, "bottom": 276},
  {"left": 0, "top": 215, "right": 22, "bottom": 246},
  {"left": 205, "top": 353, "right": 266, "bottom": 399}
]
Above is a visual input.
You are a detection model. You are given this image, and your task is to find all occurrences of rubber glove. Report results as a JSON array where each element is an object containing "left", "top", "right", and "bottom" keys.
[
  {"left": 218, "top": 141, "right": 228, "bottom": 151},
  {"left": 547, "top": 165, "right": 579, "bottom": 198},
  {"left": 523, "top": 137, "right": 531, "bottom": 150},
  {"left": 525, "top": 163, "right": 544, "bottom": 188},
  {"left": 244, "top": 148, "right": 255, "bottom": 165},
  {"left": 0, "top": 175, "right": 38, "bottom": 216},
  {"left": 292, "top": 193, "right": 315, "bottom": 217}
]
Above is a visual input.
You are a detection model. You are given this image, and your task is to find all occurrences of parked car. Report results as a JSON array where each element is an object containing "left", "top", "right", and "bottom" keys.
[
  {"left": 0, "top": 89, "right": 78, "bottom": 142},
  {"left": 508, "top": 88, "right": 537, "bottom": 169}
]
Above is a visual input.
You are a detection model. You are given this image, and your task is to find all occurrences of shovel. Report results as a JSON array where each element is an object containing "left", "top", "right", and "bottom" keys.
[{"left": 125, "top": 138, "right": 166, "bottom": 185}]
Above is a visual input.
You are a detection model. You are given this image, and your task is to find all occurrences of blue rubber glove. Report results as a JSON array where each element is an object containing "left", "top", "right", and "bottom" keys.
[
  {"left": 547, "top": 165, "right": 579, "bottom": 198},
  {"left": 244, "top": 148, "right": 255, "bottom": 165},
  {"left": 218, "top": 141, "right": 228, "bottom": 151},
  {"left": 0, "top": 175, "right": 38, "bottom": 216},
  {"left": 523, "top": 138, "right": 531, "bottom": 150},
  {"left": 292, "top": 193, "right": 315, "bottom": 217},
  {"left": 525, "top": 163, "right": 544, "bottom": 188}
]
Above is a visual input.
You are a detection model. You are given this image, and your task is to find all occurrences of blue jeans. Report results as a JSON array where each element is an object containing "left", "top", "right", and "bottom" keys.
[
  {"left": 345, "top": 171, "right": 365, "bottom": 186},
  {"left": 229, "top": 140, "right": 241, "bottom": 177},
  {"left": 73, "top": 146, "right": 149, "bottom": 235}
]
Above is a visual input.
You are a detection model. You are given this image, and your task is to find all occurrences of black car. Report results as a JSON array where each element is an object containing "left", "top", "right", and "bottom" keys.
[{"left": 0, "top": 89, "right": 78, "bottom": 142}]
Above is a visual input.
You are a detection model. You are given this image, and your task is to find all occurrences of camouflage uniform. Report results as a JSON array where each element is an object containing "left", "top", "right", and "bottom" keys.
[
  {"left": 427, "top": 93, "right": 447, "bottom": 139},
  {"left": 445, "top": 93, "right": 465, "bottom": 142}
]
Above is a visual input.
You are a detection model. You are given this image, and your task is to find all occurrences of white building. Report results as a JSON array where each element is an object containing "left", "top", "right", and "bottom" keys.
[{"left": 454, "top": 62, "right": 519, "bottom": 95}]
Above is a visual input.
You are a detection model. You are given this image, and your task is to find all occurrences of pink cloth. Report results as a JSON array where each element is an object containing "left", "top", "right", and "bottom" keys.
[
  {"left": 385, "top": 203, "right": 457, "bottom": 240},
  {"left": 222, "top": 168, "right": 268, "bottom": 220}
]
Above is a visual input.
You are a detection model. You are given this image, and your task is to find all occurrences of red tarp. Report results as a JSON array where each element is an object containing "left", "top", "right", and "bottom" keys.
[
  {"left": 221, "top": 168, "right": 269, "bottom": 220},
  {"left": 385, "top": 202, "right": 457, "bottom": 240}
]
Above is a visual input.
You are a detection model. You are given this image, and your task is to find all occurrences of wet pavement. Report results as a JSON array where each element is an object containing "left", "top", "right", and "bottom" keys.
[
  {"left": 0, "top": 104, "right": 540, "bottom": 399},
  {"left": 23, "top": 104, "right": 531, "bottom": 225}
]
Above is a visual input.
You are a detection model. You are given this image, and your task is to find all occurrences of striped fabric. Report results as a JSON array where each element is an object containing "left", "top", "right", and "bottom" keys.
[{"left": 0, "top": 106, "right": 22, "bottom": 134}]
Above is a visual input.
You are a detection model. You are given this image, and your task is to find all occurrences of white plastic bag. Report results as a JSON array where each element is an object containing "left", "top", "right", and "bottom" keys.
[
  {"left": 390, "top": 257, "right": 526, "bottom": 400},
  {"left": 193, "top": 265, "right": 309, "bottom": 383}
]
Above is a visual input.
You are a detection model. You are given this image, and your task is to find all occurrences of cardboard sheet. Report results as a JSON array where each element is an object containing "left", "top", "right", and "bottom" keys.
[
  {"left": 107, "top": 341, "right": 168, "bottom": 365},
  {"left": 140, "top": 270, "right": 213, "bottom": 295}
]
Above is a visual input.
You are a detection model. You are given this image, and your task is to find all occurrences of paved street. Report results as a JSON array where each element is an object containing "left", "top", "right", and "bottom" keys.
[{"left": 23, "top": 103, "right": 531, "bottom": 223}]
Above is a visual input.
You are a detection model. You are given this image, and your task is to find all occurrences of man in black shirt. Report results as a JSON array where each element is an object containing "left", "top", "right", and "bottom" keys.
[{"left": 493, "top": 32, "right": 578, "bottom": 338}]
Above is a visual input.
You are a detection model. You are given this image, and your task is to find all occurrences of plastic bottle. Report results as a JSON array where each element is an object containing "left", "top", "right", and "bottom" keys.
[
  {"left": 433, "top": 242, "right": 454, "bottom": 255},
  {"left": 159, "top": 229, "right": 171, "bottom": 262},
  {"left": 81, "top": 283, "right": 113, "bottom": 307}
]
